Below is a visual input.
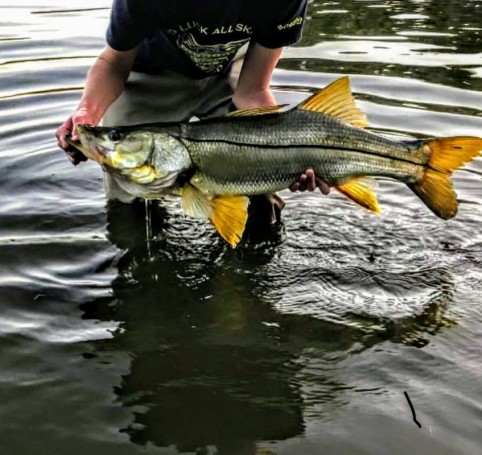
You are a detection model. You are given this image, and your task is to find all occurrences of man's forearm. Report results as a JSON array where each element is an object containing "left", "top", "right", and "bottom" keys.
[
  {"left": 77, "top": 46, "right": 138, "bottom": 124},
  {"left": 232, "top": 42, "right": 283, "bottom": 109}
]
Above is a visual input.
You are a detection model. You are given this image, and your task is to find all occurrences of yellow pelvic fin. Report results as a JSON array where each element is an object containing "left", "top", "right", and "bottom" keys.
[
  {"left": 411, "top": 136, "right": 482, "bottom": 220},
  {"left": 336, "top": 178, "right": 380, "bottom": 214},
  {"left": 209, "top": 195, "right": 249, "bottom": 248},
  {"left": 181, "top": 183, "right": 249, "bottom": 247},
  {"left": 426, "top": 137, "right": 482, "bottom": 174},
  {"left": 297, "top": 76, "right": 369, "bottom": 128},
  {"left": 228, "top": 105, "right": 287, "bottom": 117}
]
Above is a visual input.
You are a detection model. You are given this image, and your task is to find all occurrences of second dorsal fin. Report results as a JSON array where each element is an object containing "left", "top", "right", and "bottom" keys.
[
  {"left": 228, "top": 104, "right": 287, "bottom": 117},
  {"left": 297, "top": 76, "right": 369, "bottom": 128}
]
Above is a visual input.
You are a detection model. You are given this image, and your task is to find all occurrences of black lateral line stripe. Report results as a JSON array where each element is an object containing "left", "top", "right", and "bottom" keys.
[{"left": 182, "top": 137, "right": 422, "bottom": 166}]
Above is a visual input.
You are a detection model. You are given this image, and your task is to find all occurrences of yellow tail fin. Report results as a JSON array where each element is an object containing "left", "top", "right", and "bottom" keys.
[
  {"left": 427, "top": 137, "right": 482, "bottom": 173},
  {"left": 411, "top": 137, "right": 482, "bottom": 219}
]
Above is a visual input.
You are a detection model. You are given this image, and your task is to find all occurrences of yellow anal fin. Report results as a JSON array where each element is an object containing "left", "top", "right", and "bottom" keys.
[
  {"left": 181, "top": 183, "right": 249, "bottom": 247},
  {"left": 228, "top": 105, "right": 287, "bottom": 117},
  {"left": 336, "top": 178, "right": 380, "bottom": 214},
  {"left": 426, "top": 137, "right": 482, "bottom": 174},
  {"left": 297, "top": 76, "right": 369, "bottom": 128},
  {"left": 209, "top": 195, "right": 249, "bottom": 248}
]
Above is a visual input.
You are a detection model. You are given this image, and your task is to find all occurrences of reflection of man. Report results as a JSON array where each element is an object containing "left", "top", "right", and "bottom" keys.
[
  {"left": 85, "top": 200, "right": 305, "bottom": 455},
  {"left": 79, "top": 201, "right": 454, "bottom": 454},
  {"left": 56, "top": 0, "right": 330, "bottom": 220}
]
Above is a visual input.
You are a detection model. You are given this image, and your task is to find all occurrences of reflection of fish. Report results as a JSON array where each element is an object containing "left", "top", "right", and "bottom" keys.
[{"left": 73, "top": 77, "right": 482, "bottom": 247}]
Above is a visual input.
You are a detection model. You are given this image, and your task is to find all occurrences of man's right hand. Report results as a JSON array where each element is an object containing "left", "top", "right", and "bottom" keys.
[
  {"left": 56, "top": 108, "right": 97, "bottom": 165},
  {"left": 55, "top": 46, "right": 138, "bottom": 166}
]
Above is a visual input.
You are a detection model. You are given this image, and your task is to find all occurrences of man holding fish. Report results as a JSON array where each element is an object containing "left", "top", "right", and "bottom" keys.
[{"left": 56, "top": 0, "right": 330, "bottom": 223}]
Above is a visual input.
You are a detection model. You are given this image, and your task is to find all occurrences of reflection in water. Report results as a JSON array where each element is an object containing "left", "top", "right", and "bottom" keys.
[
  {"left": 80, "top": 201, "right": 455, "bottom": 453},
  {"left": 286, "top": 0, "right": 482, "bottom": 90}
]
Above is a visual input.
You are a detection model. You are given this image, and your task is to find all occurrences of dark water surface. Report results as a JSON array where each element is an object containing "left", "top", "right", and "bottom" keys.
[{"left": 1, "top": 1, "right": 482, "bottom": 454}]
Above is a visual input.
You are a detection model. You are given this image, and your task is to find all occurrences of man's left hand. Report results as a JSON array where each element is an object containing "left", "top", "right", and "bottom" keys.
[{"left": 290, "top": 168, "right": 330, "bottom": 195}]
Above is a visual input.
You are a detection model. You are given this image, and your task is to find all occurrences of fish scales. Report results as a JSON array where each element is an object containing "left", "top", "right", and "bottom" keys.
[
  {"left": 181, "top": 109, "right": 422, "bottom": 164},
  {"left": 177, "top": 109, "right": 423, "bottom": 194},
  {"left": 183, "top": 141, "right": 421, "bottom": 195}
]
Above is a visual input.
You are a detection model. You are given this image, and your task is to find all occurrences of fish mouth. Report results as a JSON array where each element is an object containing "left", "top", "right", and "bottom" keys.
[
  {"left": 64, "top": 135, "right": 89, "bottom": 162},
  {"left": 76, "top": 124, "right": 110, "bottom": 164}
]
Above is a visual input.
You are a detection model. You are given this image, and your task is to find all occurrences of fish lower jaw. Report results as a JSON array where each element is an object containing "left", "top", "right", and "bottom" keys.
[{"left": 78, "top": 138, "right": 109, "bottom": 164}]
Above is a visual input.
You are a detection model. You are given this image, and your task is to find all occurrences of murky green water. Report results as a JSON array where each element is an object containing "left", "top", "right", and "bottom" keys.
[{"left": 1, "top": 1, "right": 481, "bottom": 454}]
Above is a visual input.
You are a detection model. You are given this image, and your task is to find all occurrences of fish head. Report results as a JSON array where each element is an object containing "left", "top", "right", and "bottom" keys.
[
  {"left": 76, "top": 125, "right": 192, "bottom": 189},
  {"left": 76, "top": 124, "right": 153, "bottom": 170}
]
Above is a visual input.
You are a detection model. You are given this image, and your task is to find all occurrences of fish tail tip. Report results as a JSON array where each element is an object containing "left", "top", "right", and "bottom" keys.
[
  {"left": 426, "top": 136, "right": 482, "bottom": 174},
  {"left": 411, "top": 170, "right": 458, "bottom": 219},
  {"left": 412, "top": 136, "right": 482, "bottom": 219}
]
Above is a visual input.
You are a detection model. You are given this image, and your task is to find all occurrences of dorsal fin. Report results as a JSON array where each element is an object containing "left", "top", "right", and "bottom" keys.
[
  {"left": 297, "top": 77, "right": 369, "bottom": 128},
  {"left": 336, "top": 177, "right": 380, "bottom": 214},
  {"left": 228, "top": 105, "right": 287, "bottom": 117}
]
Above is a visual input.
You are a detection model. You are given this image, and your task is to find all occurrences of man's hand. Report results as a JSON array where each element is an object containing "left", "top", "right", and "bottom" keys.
[
  {"left": 233, "top": 43, "right": 331, "bottom": 196},
  {"left": 55, "top": 46, "right": 138, "bottom": 165},
  {"left": 232, "top": 88, "right": 277, "bottom": 110},
  {"left": 56, "top": 108, "right": 97, "bottom": 165},
  {"left": 289, "top": 168, "right": 331, "bottom": 195}
]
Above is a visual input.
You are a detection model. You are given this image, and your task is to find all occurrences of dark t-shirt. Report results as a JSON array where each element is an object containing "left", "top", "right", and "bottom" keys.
[{"left": 107, "top": 0, "right": 307, "bottom": 78}]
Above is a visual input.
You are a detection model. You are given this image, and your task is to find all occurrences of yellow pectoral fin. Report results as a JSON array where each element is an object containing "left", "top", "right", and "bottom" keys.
[
  {"left": 297, "top": 77, "right": 369, "bottom": 128},
  {"left": 209, "top": 195, "right": 249, "bottom": 248},
  {"left": 336, "top": 178, "right": 381, "bottom": 214},
  {"left": 181, "top": 183, "right": 212, "bottom": 219},
  {"left": 181, "top": 184, "right": 249, "bottom": 247}
]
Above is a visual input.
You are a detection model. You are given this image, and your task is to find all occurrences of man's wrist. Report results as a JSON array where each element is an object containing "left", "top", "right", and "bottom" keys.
[{"left": 232, "top": 88, "right": 277, "bottom": 109}]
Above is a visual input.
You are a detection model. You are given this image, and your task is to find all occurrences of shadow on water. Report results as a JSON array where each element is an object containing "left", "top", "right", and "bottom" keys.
[{"left": 80, "top": 201, "right": 455, "bottom": 454}]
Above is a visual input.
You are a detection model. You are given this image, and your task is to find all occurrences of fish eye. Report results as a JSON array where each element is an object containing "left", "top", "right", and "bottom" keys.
[{"left": 108, "top": 130, "right": 123, "bottom": 142}]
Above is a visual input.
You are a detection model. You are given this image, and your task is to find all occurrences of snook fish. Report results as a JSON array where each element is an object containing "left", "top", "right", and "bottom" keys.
[{"left": 71, "top": 77, "right": 482, "bottom": 247}]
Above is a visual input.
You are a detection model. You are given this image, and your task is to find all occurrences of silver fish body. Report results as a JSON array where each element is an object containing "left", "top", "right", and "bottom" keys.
[{"left": 179, "top": 109, "right": 426, "bottom": 195}]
